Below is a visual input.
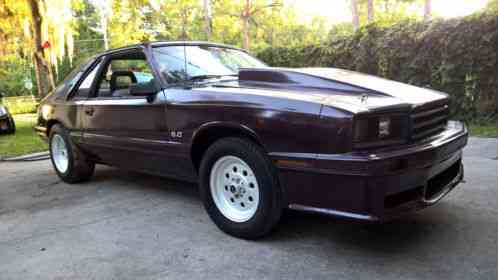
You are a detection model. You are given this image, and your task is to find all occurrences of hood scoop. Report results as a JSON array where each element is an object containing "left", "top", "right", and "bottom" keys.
[
  {"left": 239, "top": 67, "right": 447, "bottom": 105},
  {"left": 238, "top": 68, "right": 370, "bottom": 94}
]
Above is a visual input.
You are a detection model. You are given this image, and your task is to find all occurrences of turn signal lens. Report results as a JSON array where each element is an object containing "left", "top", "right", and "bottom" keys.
[{"left": 41, "top": 105, "right": 53, "bottom": 120}]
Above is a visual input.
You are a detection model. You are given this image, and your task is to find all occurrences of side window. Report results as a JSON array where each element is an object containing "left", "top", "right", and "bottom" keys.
[
  {"left": 94, "top": 52, "right": 155, "bottom": 98},
  {"left": 72, "top": 61, "right": 102, "bottom": 99}
]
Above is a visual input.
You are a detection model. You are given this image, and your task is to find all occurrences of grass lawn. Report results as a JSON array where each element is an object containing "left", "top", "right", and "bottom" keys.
[
  {"left": 0, "top": 114, "right": 47, "bottom": 158},
  {"left": 467, "top": 122, "right": 498, "bottom": 138}
]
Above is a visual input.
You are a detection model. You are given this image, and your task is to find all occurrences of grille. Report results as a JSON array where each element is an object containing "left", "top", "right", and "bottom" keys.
[{"left": 411, "top": 100, "right": 449, "bottom": 142}]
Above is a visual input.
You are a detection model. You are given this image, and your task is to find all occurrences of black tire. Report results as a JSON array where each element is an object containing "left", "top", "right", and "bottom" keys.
[
  {"left": 49, "top": 124, "right": 95, "bottom": 183},
  {"left": 7, "top": 117, "right": 15, "bottom": 134},
  {"left": 199, "top": 137, "right": 283, "bottom": 239}
]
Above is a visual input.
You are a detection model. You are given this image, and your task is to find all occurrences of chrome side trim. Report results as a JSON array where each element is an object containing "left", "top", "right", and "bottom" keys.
[
  {"left": 288, "top": 204, "right": 379, "bottom": 222},
  {"left": 75, "top": 99, "right": 149, "bottom": 106},
  {"left": 69, "top": 131, "right": 83, "bottom": 138},
  {"left": 83, "top": 133, "right": 182, "bottom": 146}
]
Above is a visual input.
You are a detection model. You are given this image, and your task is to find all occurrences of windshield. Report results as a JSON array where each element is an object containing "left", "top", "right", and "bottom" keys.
[{"left": 152, "top": 45, "right": 266, "bottom": 84}]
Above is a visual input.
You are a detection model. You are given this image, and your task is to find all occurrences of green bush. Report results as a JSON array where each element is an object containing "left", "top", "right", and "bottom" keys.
[
  {"left": 0, "top": 58, "right": 34, "bottom": 97},
  {"left": 2, "top": 96, "right": 38, "bottom": 115},
  {"left": 257, "top": 13, "right": 498, "bottom": 121}
]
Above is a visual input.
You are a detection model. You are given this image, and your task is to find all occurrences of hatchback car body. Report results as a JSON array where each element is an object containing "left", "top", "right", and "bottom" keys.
[{"left": 35, "top": 41, "right": 468, "bottom": 239}]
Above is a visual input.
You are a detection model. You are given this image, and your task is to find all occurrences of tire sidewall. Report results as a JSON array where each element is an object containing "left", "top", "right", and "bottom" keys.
[
  {"left": 199, "top": 138, "right": 281, "bottom": 238},
  {"left": 7, "top": 117, "right": 15, "bottom": 134}
]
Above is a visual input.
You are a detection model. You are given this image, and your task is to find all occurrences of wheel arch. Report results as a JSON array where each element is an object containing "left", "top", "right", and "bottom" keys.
[
  {"left": 45, "top": 119, "right": 62, "bottom": 137},
  {"left": 190, "top": 122, "right": 267, "bottom": 172}
]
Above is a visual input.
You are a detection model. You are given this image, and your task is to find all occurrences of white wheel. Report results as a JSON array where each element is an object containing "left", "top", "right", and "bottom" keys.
[
  {"left": 210, "top": 155, "right": 260, "bottom": 223},
  {"left": 51, "top": 134, "right": 69, "bottom": 173},
  {"left": 200, "top": 138, "right": 282, "bottom": 239},
  {"left": 49, "top": 124, "right": 94, "bottom": 183}
]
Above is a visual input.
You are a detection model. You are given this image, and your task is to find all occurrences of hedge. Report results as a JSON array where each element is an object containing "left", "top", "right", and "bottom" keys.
[
  {"left": 1, "top": 95, "right": 38, "bottom": 115},
  {"left": 257, "top": 13, "right": 498, "bottom": 121}
]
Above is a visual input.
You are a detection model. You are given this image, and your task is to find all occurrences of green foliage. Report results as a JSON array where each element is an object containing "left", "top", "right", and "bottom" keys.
[
  {"left": 257, "top": 13, "right": 498, "bottom": 121},
  {"left": 0, "top": 58, "right": 33, "bottom": 97},
  {"left": 468, "top": 121, "right": 498, "bottom": 138},
  {"left": 0, "top": 114, "right": 47, "bottom": 157},
  {"left": 486, "top": 0, "right": 498, "bottom": 11},
  {"left": 2, "top": 96, "right": 38, "bottom": 114}
]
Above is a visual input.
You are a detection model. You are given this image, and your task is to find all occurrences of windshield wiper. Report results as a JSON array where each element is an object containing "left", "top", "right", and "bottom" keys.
[{"left": 187, "top": 74, "right": 238, "bottom": 82}]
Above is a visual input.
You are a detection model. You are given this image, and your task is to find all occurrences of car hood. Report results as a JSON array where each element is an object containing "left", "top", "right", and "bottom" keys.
[{"left": 221, "top": 67, "right": 448, "bottom": 114}]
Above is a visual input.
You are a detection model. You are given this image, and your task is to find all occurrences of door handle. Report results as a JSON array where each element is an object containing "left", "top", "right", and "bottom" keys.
[{"left": 84, "top": 107, "right": 95, "bottom": 116}]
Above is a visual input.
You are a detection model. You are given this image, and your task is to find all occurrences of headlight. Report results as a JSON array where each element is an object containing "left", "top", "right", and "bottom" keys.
[
  {"left": 353, "top": 114, "right": 407, "bottom": 149},
  {"left": 0, "top": 106, "right": 7, "bottom": 117}
]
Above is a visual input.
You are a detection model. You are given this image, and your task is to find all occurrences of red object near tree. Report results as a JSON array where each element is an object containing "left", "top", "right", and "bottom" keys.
[{"left": 42, "top": 41, "right": 51, "bottom": 49}]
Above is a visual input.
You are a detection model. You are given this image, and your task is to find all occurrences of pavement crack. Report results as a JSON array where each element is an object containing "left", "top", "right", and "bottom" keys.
[{"left": 37, "top": 180, "right": 61, "bottom": 189}]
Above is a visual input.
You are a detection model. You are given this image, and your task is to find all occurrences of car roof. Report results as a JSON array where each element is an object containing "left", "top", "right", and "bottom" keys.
[{"left": 100, "top": 41, "right": 246, "bottom": 56}]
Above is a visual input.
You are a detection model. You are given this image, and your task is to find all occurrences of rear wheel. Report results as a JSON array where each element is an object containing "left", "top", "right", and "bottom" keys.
[
  {"left": 49, "top": 124, "right": 95, "bottom": 183},
  {"left": 199, "top": 137, "right": 283, "bottom": 239}
]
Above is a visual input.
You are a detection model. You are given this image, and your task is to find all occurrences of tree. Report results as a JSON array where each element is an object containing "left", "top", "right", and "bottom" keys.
[
  {"left": 235, "top": 0, "right": 281, "bottom": 50},
  {"left": 92, "top": 0, "right": 112, "bottom": 50},
  {"left": 0, "top": 1, "right": 28, "bottom": 57},
  {"left": 367, "top": 0, "right": 374, "bottom": 23},
  {"left": 27, "top": 0, "right": 56, "bottom": 97},
  {"left": 424, "top": 0, "right": 431, "bottom": 21},
  {"left": 351, "top": 0, "right": 360, "bottom": 30},
  {"left": 486, "top": 0, "right": 498, "bottom": 11},
  {"left": 1, "top": 0, "right": 76, "bottom": 96},
  {"left": 203, "top": 0, "right": 212, "bottom": 40},
  {"left": 107, "top": 0, "right": 157, "bottom": 47}
]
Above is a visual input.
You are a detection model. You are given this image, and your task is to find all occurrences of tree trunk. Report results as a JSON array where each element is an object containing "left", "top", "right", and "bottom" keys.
[
  {"left": 181, "top": 7, "right": 188, "bottom": 40},
  {"left": 241, "top": 0, "right": 251, "bottom": 50},
  {"left": 28, "top": 0, "right": 55, "bottom": 98},
  {"left": 424, "top": 0, "right": 432, "bottom": 21},
  {"left": 367, "top": 0, "right": 374, "bottom": 23},
  {"left": 242, "top": 16, "right": 250, "bottom": 50},
  {"left": 203, "top": 0, "right": 212, "bottom": 41},
  {"left": 100, "top": 14, "right": 109, "bottom": 50},
  {"left": 351, "top": 0, "right": 360, "bottom": 31},
  {"left": 384, "top": 0, "right": 390, "bottom": 14}
]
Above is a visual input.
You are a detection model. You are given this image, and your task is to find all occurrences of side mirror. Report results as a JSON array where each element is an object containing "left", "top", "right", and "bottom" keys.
[{"left": 129, "top": 83, "right": 156, "bottom": 97}]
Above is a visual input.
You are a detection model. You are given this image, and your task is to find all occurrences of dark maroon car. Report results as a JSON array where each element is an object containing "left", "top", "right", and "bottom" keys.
[{"left": 35, "top": 41, "right": 468, "bottom": 239}]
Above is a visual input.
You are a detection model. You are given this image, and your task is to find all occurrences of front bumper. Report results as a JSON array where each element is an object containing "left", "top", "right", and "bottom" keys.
[{"left": 272, "top": 121, "right": 468, "bottom": 222}]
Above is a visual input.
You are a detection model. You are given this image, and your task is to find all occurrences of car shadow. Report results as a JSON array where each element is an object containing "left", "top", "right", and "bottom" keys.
[
  {"left": 90, "top": 166, "right": 458, "bottom": 256},
  {"left": 271, "top": 210, "right": 443, "bottom": 253},
  {"left": 90, "top": 165, "right": 200, "bottom": 199}
]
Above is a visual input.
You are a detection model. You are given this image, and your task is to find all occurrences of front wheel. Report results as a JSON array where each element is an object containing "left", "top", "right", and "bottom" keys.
[
  {"left": 199, "top": 138, "right": 283, "bottom": 239},
  {"left": 49, "top": 124, "right": 95, "bottom": 183}
]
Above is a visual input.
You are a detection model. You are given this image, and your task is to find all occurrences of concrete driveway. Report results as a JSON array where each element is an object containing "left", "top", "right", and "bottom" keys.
[{"left": 1, "top": 137, "right": 497, "bottom": 280}]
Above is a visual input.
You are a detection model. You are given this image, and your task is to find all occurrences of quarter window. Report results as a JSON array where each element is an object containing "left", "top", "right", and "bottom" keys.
[
  {"left": 72, "top": 60, "right": 102, "bottom": 99},
  {"left": 94, "top": 52, "right": 156, "bottom": 98}
]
